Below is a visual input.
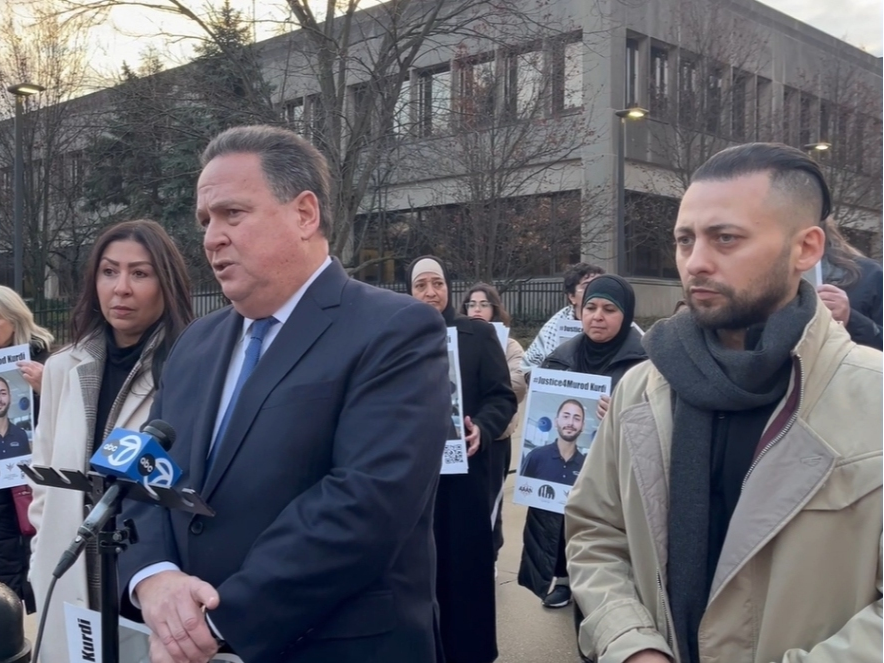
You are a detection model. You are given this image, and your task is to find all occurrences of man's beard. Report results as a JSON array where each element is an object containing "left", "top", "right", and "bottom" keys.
[
  {"left": 557, "top": 427, "right": 582, "bottom": 443},
  {"left": 686, "top": 254, "right": 791, "bottom": 331},
  {"left": 0, "top": 403, "right": 9, "bottom": 419}
]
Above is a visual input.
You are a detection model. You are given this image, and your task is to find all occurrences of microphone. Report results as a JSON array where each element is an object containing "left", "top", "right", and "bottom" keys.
[
  {"left": 52, "top": 420, "right": 180, "bottom": 579},
  {"left": 90, "top": 419, "right": 180, "bottom": 488}
]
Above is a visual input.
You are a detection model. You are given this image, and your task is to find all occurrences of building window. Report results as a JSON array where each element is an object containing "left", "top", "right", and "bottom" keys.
[
  {"left": 678, "top": 53, "right": 699, "bottom": 127},
  {"left": 457, "top": 55, "right": 497, "bottom": 129},
  {"left": 559, "top": 39, "right": 584, "bottom": 112},
  {"left": 650, "top": 46, "right": 669, "bottom": 116},
  {"left": 819, "top": 100, "right": 832, "bottom": 143},
  {"left": 284, "top": 98, "right": 305, "bottom": 133},
  {"left": 625, "top": 37, "right": 639, "bottom": 108},
  {"left": 705, "top": 65, "right": 723, "bottom": 135},
  {"left": 755, "top": 77, "right": 772, "bottom": 141},
  {"left": 783, "top": 86, "right": 799, "bottom": 146},
  {"left": 625, "top": 191, "right": 680, "bottom": 279},
  {"left": 799, "top": 93, "right": 814, "bottom": 147},
  {"left": 418, "top": 66, "right": 451, "bottom": 137},
  {"left": 505, "top": 47, "right": 545, "bottom": 119},
  {"left": 391, "top": 78, "right": 412, "bottom": 137},
  {"left": 731, "top": 72, "right": 748, "bottom": 140}
]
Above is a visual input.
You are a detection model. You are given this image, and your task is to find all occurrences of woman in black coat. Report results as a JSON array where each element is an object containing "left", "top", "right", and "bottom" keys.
[
  {"left": 518, "top": 275, "right": 646, "bottom": 612},
  {"left": 819, "top": 220, "right": 882, "bottom": 349},
  {"left": 409, "top": 256, "right": 517, "bottom": 663},
  {"left": 0, "top": 285, "right": 54, "bottom": 613}
]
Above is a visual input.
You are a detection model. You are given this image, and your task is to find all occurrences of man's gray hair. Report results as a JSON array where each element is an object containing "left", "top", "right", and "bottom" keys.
[{"left": 201, "top": 125, "right": 332, "bottom": 236}]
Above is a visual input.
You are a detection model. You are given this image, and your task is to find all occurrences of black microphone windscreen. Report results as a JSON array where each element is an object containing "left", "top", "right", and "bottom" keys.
[{"left": 141, "top": 419, "right": 177, "bottom": 450}]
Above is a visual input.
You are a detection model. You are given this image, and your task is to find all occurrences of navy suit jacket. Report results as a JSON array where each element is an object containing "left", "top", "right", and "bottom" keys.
[{"left": 119, "top": 260, "right": 451, "bottom": 662}]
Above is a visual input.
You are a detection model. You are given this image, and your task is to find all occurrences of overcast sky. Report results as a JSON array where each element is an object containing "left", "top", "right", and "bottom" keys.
[{"left": 759, "top": 0, "right": 883, "bottom": 55}]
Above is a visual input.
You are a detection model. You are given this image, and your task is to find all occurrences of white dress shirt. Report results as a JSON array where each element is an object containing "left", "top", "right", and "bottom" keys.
[{"left": 128, "top": 256, "right": 333, "bottom": 633}]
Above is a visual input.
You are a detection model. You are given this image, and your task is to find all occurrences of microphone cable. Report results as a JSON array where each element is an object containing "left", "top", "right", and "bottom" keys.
[{"left": 30, "top": 575, "right": 57, "bottom": 663}]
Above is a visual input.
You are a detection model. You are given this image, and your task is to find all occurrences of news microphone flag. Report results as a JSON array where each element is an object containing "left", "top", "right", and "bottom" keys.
[{"left": 90, "top": 428, "right": 182, "bottom": 488}]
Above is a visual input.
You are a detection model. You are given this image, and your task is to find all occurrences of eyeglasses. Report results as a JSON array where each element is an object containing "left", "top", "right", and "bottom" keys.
[{"left": 466, "top": 301, "right": 492, "bottom": 310}]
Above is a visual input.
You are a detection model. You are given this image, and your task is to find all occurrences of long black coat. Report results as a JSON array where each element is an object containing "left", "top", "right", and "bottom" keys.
[
  {"left": 841, "top": 256, "right": 883, "bottom": 350},
  {"left": 0, "top": 342, "right": 49, "bottom": 612},
  {"left": 518, "top": 329, "right": 646, "bottom": 598},
  {"left": 435, "top": 317, "right": 517, "bottom": 663}
]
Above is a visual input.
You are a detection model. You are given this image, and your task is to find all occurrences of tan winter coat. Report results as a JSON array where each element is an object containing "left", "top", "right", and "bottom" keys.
[{"left": 565, "top": 301, "right": 883, "bottom": 663}]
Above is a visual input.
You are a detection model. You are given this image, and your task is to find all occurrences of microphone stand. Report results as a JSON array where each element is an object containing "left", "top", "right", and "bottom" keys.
[{"left": 21, "top": 465, "right": 214, "bottom": 663}]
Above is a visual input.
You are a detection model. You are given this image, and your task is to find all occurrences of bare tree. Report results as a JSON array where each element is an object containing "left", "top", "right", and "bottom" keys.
[
  {"left": 59, "top": 0, "right": 595, "bottom": 274},
  {"left": 645, "top": 0, "right": 771, "bottom": 192},
  {"left": 797, "top": 58, "right": 883, "bottom": 246},
  {"left": 0, "top": 1, "right": 101, "bottom": 301}
]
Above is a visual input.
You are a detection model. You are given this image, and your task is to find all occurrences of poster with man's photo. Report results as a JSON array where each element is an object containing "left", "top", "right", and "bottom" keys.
[
  {"left": 441, "top": 328, "right": 469, "bottom": 474},
  {"left": 0, "top": 343, "right": 33, "bottom": 489},
  {"left": 513, "top": 368, "right": 611, "bottom": 514},
  {"left": 555, "top": 318, "right": 583, "bottom": 348}
]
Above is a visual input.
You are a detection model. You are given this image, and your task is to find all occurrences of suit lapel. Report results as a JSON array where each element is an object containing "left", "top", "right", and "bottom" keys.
[
  {"left": 189, "top": 309, "right": 243, "bottom": 491},
  {"left": 200, "top": 262, "right": 346, "bottom": 500}
]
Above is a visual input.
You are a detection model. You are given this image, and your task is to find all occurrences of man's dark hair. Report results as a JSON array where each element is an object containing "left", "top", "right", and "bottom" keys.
[
  {"left": 556, "top": 398, "right": 585, "bottom": 419},
  {"left": 0, "top": 376, "right": 9, "bottom": 394},
  {"left": 201, "top": 125, "right": 333, "bottom": 237},
  {"left": 691, "top": 142, "right": 832, "bottom": 224},
  {"left": 563, "top": 263, "right": 605, "bottom": 295}
]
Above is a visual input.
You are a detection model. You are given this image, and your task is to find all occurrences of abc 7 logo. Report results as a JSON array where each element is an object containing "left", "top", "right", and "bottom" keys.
[{"left": 137, "top": 454, "right": 157, "bottom": 476}]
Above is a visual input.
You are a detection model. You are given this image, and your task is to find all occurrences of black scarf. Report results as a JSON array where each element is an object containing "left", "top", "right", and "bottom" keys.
[
  {"left": 642, "top": 280, "right": 817, "bottom": 663},
  {"left": 407, "top": 255, "right": 459, "bottom": 325},
  {"left": 574, "top": 275, "right": 636, "bottom": 375}
]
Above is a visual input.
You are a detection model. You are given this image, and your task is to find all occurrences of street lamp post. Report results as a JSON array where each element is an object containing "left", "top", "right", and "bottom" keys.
[
  {"left": 614, "top": 106, "right": 648, "bottom": 276},
  {"left": 7, "top": 83, "right": 45, "bottom": 295}
]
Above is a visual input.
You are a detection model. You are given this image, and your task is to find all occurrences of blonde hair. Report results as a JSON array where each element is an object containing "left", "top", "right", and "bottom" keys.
[{"left": 0, "top": 286, "right": 54, "bottom": 350}]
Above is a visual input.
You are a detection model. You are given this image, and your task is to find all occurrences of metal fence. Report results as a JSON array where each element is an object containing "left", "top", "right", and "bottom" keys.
[{"left": 31, "top": 278, "right": 566, "bottom": 345}]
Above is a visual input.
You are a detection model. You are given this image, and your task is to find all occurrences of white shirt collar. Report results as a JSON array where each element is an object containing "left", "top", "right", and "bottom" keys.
[{"left": 240, "top": 256, "right": 333, "bottom": 335}]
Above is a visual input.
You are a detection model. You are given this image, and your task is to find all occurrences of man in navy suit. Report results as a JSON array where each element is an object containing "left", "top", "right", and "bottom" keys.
[{"left": 119, "top": 125, "right": 451, "bottom": 663}]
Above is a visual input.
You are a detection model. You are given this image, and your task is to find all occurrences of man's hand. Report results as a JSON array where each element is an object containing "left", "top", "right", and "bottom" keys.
[
  {"left": 624, "top": 650, "right": 670, "bottom": 663},
  {"left": 135, "top": 570, "right": 220, "bottom": 663},
  {"left": 16, "top": 360, "right": 43, "bottom": 394},
  {"left": 596, "top": 394, "right": 611, "bottom": 420},
  {"left": 817, "top": 284, "right": 851, "bottom": 325},
  {"left": 464, "top": 415, "right": 481, "bottom": 457}
]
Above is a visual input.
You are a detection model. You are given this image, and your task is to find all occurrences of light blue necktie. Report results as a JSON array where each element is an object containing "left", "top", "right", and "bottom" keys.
[{"left": 206, "top": 316, "right": 278, "bottom": 471}]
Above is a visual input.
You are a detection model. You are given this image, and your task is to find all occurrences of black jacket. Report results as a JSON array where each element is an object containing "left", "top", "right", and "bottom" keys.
[
  {"left": 518, "top": 328, "right": 647, "bottom": 598},
  {"left": 842, "top": 257, "right": 882, "bottom": 350},
  {"left": 435, "top": 316, "right": 517, "bottom": 663}
]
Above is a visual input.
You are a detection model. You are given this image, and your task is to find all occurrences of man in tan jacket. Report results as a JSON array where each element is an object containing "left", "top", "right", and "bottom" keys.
[{"left": 565, "top": 143, "right": 882, "bottom": 663}]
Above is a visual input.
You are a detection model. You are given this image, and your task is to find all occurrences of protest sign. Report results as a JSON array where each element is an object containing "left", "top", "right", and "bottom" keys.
[
  {"left": 802, "top": 260, "right": 824, "bottom": 288},
  {"left": 0, "top": 343, "right": 33, "bottom": 489},
  {"left": 64, "top": 603, "right": 243, "bottom": 662},
  {"left": 554, "top": 318, "right": 583, "bottom": 348},
  {"left": 513, "top": 368, "right": 611, "bottom": 514},
  {"left": 441, "top": 328, "right": 469, "bottom": 474},
  {"left": 491, "top": 322, "right": 509, "bottom": 351}
]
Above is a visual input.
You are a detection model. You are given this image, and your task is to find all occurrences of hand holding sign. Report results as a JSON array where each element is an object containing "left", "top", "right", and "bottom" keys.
[{"left": 817, "top": 284, "right": 851, "bottom": 325}]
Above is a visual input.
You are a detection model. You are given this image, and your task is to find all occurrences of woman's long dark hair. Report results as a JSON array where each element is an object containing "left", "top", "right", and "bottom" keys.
[
  {"left": 461, "top": 283, "right": 512, "bottom": 327},
  {"left": 821, "top": 218, "right": 863, "bottom": 288},
  {"left": 70, "top": 220, "right": 194, "bottom": 384}
]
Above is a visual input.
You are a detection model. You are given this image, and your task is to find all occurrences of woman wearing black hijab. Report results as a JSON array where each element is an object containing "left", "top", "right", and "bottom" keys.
[
  {"left": 518, "top": 275, "right": 647, "bottom": 612},
  {"left": 408, "top": 256, "right": 517, "bottom": 663}
]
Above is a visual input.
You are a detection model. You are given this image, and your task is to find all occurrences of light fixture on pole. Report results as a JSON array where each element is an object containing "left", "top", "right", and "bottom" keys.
[
  {"left": 614, "top": 106, "right": 648, "bottom": 276},
  {"left": 7, "top": 82, "right": 46, "bottom": 296},
  {"left": 804, "top": 142, "right": 831, "bottom": 153}
]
